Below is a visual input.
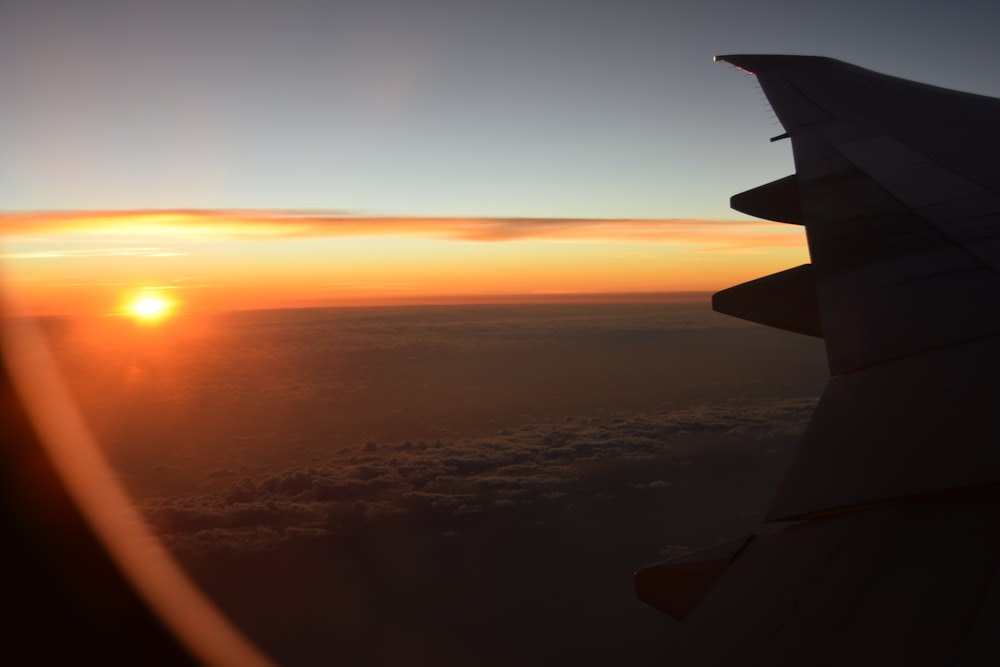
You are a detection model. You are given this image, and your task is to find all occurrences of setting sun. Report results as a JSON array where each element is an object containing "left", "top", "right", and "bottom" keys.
[{"left": 125, "top": 295, "right": 174, "bottom": 323}]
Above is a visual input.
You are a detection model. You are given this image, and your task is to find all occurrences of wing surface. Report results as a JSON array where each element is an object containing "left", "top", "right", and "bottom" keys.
[
  {"left": 637, "top": 57, "right": 1000, "bottom": 665},
  {"left": 714, "top": 55, "right": 1000, "bottom": 519},
  {"left": 720, "top": 55, "right": 1000, "bottom": 376}
]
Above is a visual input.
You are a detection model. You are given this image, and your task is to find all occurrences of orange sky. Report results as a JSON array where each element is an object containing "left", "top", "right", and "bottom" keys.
[{"left": 1, "top": 210, "right": 808, "bottom": 317}]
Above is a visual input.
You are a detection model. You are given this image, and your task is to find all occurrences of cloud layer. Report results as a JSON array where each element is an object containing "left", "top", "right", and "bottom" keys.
[
  {"left": 2, "top": 209, "right": 805, "bottom": 250},
  {"left": 45, "top": 300, "right": 827, "bottom": 665},
  {"left": 144, "top": 398, "right": 816, "bottom": 555},
  {"left": 137, "top": 397, "right": 818, "bottom": 666}
]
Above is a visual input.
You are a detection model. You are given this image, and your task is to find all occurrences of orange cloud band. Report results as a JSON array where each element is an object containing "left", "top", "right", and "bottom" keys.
[{"left": 0, "top": 210, "right": 804, "bottom": 250}]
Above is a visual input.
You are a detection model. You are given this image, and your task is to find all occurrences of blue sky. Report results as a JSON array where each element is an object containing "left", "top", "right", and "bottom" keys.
[{"left": 2, "top": 0, "right": 999, "bottom": 220}]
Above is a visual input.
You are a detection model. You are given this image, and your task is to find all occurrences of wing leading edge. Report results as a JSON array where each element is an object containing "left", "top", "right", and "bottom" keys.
[{"left": 636, "top": 56, "right": 1000, "bottom": 665}]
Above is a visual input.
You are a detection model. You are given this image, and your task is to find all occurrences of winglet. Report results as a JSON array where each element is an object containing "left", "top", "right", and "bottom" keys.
[{"left": 714, "top": 54, "right": 837, "bottom": 74}]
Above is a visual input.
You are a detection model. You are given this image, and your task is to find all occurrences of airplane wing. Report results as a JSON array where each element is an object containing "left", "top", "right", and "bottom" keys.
[{"left": 636, "top": 56, "right": 1000, "bottom": 665}]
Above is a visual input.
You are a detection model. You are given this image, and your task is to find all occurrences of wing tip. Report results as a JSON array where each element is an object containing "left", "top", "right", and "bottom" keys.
[{"left": 714, "top": 54, "right": 841, "bottom": 74}]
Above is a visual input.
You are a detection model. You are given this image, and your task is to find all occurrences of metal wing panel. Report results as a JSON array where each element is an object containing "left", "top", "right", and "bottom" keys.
[
  {"left": 765, "top": 334, "right": 1000, "bottom": 521},
  {"left": 660, "top": 55, "right": 1000, "bottom": 664},
  {"left": 720, "top": 54, "right": 1000, "bottom": 375},
  {"left": 712, "top": 56, "right": 1000, "bottom": 514}
]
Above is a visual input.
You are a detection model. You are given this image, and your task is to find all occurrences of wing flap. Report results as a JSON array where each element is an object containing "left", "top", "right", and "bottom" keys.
[{"left": 634, "top": 536, "right": 753, "bottom": 620}]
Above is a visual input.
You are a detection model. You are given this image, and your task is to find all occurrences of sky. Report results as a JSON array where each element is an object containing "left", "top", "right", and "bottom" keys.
[
  {"left": 7, "top": 4, "right": 996, "bottom": 660},
  {"left": 2, "top": 0, "right": 1000, "bottom": 313}
]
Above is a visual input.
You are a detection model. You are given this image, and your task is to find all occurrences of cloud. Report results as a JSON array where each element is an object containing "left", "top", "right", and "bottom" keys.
[
  {"left": 142, "top": 397, "right": 817, "bottom": 554},
  {"left": 325, "top": 281, "right": 423, "bottom": 292},
  {"left": 1, "top": 209, "right": 805, "bottom": 250},
  {"left": 0, "top": 246, "right": 189, "bottom": 259}
]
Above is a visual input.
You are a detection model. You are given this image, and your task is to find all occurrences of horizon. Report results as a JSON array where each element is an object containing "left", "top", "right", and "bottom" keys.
[
  {"left": 3, "top": 4, "right": 997, "bottom": 319},
  {"left": 5, "top": 3, "right": 997, "bottom": 320},
  {"left": 12, "top": 290, "right": 717, "bottom": 320},
  {"left": 2, "top": 210, "right": 806, "bottom": 318}
]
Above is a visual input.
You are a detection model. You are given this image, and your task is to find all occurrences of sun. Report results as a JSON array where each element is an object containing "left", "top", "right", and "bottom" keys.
[{"left": 125, "top": 295, "right": 175, "bottom": 323}]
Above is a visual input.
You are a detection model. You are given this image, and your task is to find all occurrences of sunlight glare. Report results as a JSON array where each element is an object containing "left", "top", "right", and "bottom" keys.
[{"left": 126, "top": 295, "right": 174, "bottom": 323}]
